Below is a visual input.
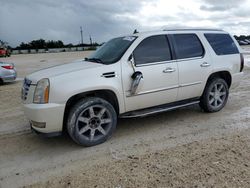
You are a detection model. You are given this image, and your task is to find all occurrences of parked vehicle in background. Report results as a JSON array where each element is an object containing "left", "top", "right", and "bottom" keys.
[
  {"left": 238, "top": 40, "right": 248, "bottom": 45},
  {"left": 244, "top": 39, "right": 250, "bottom": 44},
  {"left": 22, "top": 28, "right": 244, "bottom": 147},
  {"left": 0, "top": 62, "right": 16, "bottom": 84},
  {"left": 0, "top": 47, "right": 11, "bottom": 57}
]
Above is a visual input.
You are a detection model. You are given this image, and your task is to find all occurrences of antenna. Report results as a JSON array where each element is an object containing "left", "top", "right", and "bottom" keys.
[
  {"left": 133, "top": 29, "right": 138, "bottom": 34},
  {"left": 80, "top": 26, "right": 83, "bottom": 45}
]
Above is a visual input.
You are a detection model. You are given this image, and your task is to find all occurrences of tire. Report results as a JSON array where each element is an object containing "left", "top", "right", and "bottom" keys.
[
  {"left": 67, "top": 97, "right": 117, "bottom": 146},
  {"left": 200, "top": 78, "right": 229, "bottom": 112}
]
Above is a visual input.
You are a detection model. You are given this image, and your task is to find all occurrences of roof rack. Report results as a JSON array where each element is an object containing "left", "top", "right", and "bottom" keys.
[{"left": 162, "top": 27, "right": 223, "bottom": 32}]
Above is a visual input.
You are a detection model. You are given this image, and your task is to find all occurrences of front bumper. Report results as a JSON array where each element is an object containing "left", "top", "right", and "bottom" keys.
[
  {"left": 30, "top": 125, "right": 62, "bottom": 137},
  {"left": 23, "top": 103, "right": 65, "bottom": 133}
]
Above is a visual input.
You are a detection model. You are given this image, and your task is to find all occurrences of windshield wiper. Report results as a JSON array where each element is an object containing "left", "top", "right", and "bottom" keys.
[{"left": 84, "top": 57, "right": 104, "bottom": 64}]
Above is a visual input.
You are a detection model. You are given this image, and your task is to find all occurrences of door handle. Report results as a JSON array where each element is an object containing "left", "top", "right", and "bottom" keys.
[
  {"left": 163, "top": 67, "right": 176, "bottom": 73},
  {"left": 200, "top": 62, "right": 211, "bottom": 67}
]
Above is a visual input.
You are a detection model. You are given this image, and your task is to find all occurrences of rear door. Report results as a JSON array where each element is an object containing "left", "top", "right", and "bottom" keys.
[{"left": 171, "top": 33, "right": 213, "bottom": 101}]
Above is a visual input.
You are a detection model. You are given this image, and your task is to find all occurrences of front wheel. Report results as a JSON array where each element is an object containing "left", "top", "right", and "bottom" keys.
[
  {"left": 200, "top": 78, "right": 229, "bottom": 112},
  {"left": 67, "top": 97, "right": 117, "bottom": 146}
]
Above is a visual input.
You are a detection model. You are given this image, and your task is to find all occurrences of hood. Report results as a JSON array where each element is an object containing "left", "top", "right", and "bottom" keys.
[{"left": 27, "top": 59, "right": 103, "bottom": 83}]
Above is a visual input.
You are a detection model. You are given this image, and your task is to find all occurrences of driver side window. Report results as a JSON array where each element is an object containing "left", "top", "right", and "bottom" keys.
[{"left": 133, "top": 35, "right": 172, "bottom": 65}]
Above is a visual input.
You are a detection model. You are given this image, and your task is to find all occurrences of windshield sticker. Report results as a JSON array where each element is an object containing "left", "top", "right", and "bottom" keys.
[{"left": 123, "top": 36, "right": 135, "bottom": 41}]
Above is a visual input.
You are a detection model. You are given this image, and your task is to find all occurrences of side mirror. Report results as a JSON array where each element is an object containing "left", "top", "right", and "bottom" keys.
[{"left": 130, "top": 71, "right": 143, "bottom": 95}]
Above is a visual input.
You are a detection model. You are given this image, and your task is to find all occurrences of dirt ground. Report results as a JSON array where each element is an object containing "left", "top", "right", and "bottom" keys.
[
  {"left": 0, "top": 50, "right": 250, "bottom": 188},
  {"left": 27, "top": 131, "right": 250, "bottom": 188}
]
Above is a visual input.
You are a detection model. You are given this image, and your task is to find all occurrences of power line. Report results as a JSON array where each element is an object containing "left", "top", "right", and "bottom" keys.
[
  {"left": 89, "top": 35, "right": 92, "bottom": 45},
  {"left": 80, "top": 26, "right": 83, "bottom": 45}
]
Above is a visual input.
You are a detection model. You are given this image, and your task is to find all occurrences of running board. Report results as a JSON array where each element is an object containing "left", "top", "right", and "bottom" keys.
[{"left": 120, "top": 99, "right": 200, "bottom": 118}]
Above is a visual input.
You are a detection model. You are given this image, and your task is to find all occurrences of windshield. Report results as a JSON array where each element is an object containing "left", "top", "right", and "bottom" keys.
[{"left": 87, "top": 36, "right": 137, "bottom": 64}]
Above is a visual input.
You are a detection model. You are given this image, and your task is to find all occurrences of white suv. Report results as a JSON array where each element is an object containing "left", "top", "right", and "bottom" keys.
[{"left": 22, "top": 28, "right": 244, "bottom": 146}]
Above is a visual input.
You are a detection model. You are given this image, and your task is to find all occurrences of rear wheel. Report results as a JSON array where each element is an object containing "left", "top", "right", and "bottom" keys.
[
  {"left": 67, "top": 97, "right": 117, "bottom": 146},
  {"left": 200, "top": 78, "right": 229, "bottom": 112}
]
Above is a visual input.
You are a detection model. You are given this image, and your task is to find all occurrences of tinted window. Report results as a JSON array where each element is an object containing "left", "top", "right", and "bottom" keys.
[
  {"left": 204, "top": 33, "right": 239, "bottom": 55},
  {"left": 133, "top": 35, "right": 172, "bottom": 65},
  {"left": 88, "top": 36, "right": 136, "bottom": 64},
  {"left": 173, "top": 34, "right": 204, "bottom": 59}
]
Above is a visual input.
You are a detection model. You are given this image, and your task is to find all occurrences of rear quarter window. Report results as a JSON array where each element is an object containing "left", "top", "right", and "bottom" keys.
[{"left": 204, "top": 33, "right": 239, "bottom": 55}]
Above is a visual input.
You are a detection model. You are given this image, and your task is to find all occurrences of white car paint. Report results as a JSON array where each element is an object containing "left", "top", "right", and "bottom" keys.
[{"left": 22, "top": 29, "right": 244, "bottom": 134}]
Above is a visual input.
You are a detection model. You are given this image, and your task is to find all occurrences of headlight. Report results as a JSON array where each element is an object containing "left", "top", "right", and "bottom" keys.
[{"left": 33, "top": 78, "right": 50, "bottom": 104}]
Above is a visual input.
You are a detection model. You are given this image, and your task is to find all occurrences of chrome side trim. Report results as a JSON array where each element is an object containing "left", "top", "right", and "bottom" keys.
[
  {"left": 179, "top": 81, "right": 202, "bottom": 88},
  {"left": 126, "top": 85, "right": 179, "bottom": 97},
  {"left": 126, "top": 81, "right": 202, "bottom": 97},
  {"left": 120, "top": 101, "right": 200, "bottom": 118},
  {"left": 135, "top": 60, "right": 176, "bottom": 67},
  {"left": 130, "top": 72, "right": 143, "bottom": 95},
  {"left": 176, "top": 56, "right": 203, "bottom": 62},
  {"left": 135, "top": 55, "right": 206, "bottom": 66}
]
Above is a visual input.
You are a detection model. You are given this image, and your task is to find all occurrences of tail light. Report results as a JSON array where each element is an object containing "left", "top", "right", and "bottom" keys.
[
  {"left": 1, "top": 65, "right": 14, "bottom": 70},
  {"left": 240, "top": 53, "right": 244, "bottom": 72}
]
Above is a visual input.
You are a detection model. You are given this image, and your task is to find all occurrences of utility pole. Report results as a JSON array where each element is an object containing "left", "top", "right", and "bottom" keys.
[
  {"left": 89, "top": 35, "right": 92, "bottom": 46},
  {"left": 80, "top": 26, "right": 83, "bottom": 46}
]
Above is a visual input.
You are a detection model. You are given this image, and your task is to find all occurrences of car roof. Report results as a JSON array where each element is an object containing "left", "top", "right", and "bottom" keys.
[{"left": 130, "top": 28, "right": 227, "bottom": 38}]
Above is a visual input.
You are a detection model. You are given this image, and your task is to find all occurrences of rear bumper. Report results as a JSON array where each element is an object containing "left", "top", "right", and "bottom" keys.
[
  {"left": 231, "top": 72, "right": 244, "bottom": 89},
  {"left": 1, "top": 70, "right": 17, "bottom": 83},
  {"left": 23, "top": 103, "right": 65, "bottom": 134}
]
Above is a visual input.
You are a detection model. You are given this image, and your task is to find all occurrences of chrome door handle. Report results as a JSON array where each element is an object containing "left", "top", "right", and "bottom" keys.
[
  {"left": 163, "top": 67, "right": 176, "bottom": 73},
  {"left": 200, "top": 62, "right": 211, "bottom": 67}
]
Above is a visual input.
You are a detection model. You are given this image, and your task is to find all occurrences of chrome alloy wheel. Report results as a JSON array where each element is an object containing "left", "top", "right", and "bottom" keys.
[
  {"left": 208, "top": 83, "right": 227, "bottom": 108},
  {"left": 76, "top": 105, "right": 112, "bottom": 141}
]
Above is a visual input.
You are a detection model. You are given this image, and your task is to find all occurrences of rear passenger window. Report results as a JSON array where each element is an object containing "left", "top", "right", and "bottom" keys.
[
  {"left": 173, "top": 34, "right": 204, "bottom": 59},
  {"left": 204, "top": 33, "right": 239, "bottom": 55},
  {"left": 133, "top": 35, "right": 172, "bottom": 65}
]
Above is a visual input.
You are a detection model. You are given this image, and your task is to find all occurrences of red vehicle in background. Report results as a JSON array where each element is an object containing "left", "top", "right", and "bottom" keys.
[{"left": 0, "top": 47, "right": 11, "bottom": 57}]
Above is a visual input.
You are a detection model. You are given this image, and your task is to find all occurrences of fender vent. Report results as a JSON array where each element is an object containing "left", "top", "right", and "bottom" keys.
[{"left": 102, "top": 72, "right": 116, "bottom": 78}]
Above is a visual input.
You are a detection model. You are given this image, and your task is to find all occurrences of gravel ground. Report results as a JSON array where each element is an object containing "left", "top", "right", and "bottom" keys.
[
  {"left": 26, "top": 130, "right": 250, "bottom": 188},
  {"left": 0, "top": 50, "right": 250, "bottom": 187}
]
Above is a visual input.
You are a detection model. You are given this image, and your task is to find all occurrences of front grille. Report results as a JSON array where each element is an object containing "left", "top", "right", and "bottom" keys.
[{"left": 21, "top": 78, "right": 32, "bottom": 100}]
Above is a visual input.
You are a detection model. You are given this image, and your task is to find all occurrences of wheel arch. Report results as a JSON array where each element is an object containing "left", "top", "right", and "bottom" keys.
[
  {"left": 206, "top": 71, "right": 232, "bottom": 89},
  {"left": 63, "top": 89, "right": 120, "bottom": 132}
]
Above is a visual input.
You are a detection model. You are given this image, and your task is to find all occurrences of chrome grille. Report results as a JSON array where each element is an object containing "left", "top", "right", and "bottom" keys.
[{"left": 21, "top": 78, "right": 32, "bottom": 100}]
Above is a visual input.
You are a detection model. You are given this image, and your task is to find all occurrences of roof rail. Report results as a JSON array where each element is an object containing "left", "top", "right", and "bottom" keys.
[{"left": 162, "top": 27, "right": 223, "bottom": 32}]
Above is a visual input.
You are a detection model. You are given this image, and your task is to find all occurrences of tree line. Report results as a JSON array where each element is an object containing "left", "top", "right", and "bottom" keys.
[
  {"left": 0, "top": 39, "right": 11, "bottom": 49},
  {"left": 14, "top": 39, "right": 99, "bottom": 50}
]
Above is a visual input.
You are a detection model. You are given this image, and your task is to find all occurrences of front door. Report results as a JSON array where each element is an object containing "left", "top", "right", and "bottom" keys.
[{"left": 122, "top": 35, "right": 179, "bottom": 112}]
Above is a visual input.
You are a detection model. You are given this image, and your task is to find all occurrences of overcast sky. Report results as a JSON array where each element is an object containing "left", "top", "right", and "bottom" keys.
[{"left": 1, "top": 0, "right": 250, "bottom": 47}]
